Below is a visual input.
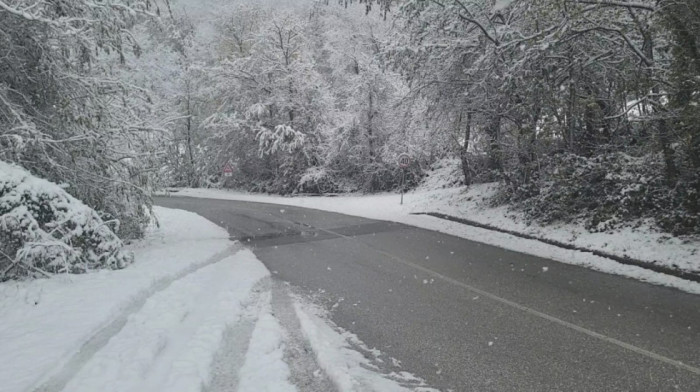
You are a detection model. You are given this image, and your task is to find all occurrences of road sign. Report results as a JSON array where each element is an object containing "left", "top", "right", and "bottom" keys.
[
  {"left": 223, "top": 163, "right": 234, "bottom": 177},
  {"left": 398, "top": 153, "right": 411, "bottom": 168},
  {"left": 397, "top": 154, "right": 411, "bottom": 205}
]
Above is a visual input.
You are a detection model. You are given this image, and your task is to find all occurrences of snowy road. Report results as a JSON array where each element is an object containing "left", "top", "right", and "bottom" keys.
[
  {"left": 2, "top": 207, "right": 431, "bottom": 392},
  {"left": 156, "top": 196, "right": 700, "bottom": 392}
]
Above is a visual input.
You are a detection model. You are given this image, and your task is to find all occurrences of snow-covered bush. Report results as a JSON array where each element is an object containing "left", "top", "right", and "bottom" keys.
[
  {"left": 0, "top": 161, "right": 133, "bottom": 281},
  {"left": 1, "top": 0, "right": 160, "bottom": 242},
  {"left": 298, "top": 167, "right": 342, "bottom": 194},
  {"left": 498, "top": 153, "right": 700, "bottom": 235}
]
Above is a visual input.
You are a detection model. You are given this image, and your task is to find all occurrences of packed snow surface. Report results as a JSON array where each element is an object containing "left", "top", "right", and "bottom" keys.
[
  {"left": 63, "top": 252, "right": 269, "bottom": 392},
  {"left": 237, "top": 308, "right": 296, "bottom": 392}
]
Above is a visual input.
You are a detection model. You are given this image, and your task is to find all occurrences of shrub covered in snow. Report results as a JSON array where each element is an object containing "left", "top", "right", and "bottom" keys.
[
  {"left": 0, "top": 161, "right": 133, "bottom": 280},
  {"left": 295, "top": 160, "right": 422, "bottom": 194},
  {"left": 498, "top": 153, "right": 700, "bottom": 235},
  {"left": 298, "top": 167, "right": 347, "bottom": 194}
]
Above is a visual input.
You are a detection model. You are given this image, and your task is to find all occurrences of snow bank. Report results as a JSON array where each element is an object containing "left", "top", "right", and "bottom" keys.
[
  {"left": 166, "top": 188, "right": 700, "bottom": 294},
  {"left": 0, "top": 160, "right": 132, "bottom": 279},
  {"left": 0, "top": 206, "right": 234, "bottom": 392}
]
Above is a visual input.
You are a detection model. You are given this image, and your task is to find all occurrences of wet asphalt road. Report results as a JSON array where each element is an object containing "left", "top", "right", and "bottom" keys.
[{"left": 155, "top": 196, "right": 700, "bottom": 392}]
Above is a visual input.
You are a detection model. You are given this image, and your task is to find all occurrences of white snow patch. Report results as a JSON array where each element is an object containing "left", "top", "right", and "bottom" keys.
[{"left": 293, "top": 301, "right": 437, "bottom": 392}]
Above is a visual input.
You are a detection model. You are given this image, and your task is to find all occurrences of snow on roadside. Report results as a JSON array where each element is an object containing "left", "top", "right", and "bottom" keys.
[
  {"left": 166, "top": 188, "right": 700, "bottom": 294},
  {"left": 63, "top": 251, "right": 269, "bottom": 392},
  {"left": 0, "top": 207, "right": 235, "bottom": 392},
  {"left": 411, "top": 158, "right": 700, "bottom": 275},
  {"left": 414, "top": 183, "right": 700, "bottom": 274},
  {"left": 237, "top": 297, "right": 297, "bottom": 392},
  {"left": 293, "top": 301, "right": 438, "bottom": 392}
]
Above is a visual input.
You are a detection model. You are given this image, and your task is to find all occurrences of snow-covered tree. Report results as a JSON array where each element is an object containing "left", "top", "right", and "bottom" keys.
[
  {"left": 387, "top": 0, "right": 699, "bottom": 234},
  {"left": 0, "top": 0, "right": 170, "bottom": 239},
  {"left": 201, "top": 6, "right": 336, "bottom": 193}
]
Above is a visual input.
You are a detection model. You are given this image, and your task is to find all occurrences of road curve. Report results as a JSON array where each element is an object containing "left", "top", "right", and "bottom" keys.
[{"left": 155, "top": 196, "right": 700, "bottom": 392}]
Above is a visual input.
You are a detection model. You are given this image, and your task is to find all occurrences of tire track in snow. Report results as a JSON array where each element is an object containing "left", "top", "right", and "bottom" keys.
[
  {"left": 271, "top": 281, "right": 338, "bottom": 392},
  {"left": 204, "top": 318, "right": 256, "bottom": 391},
  {"left": 208, "top": 278, "right": 337, "bottom": 392},
  {"left": 205, "top": 279, "right": 269, "bottom": 392},
  {"left": 271, "top": 281, "right": 436, "bottom": 392},
  {"left": 32, "top": 244, "right": 242, "bottom": 392}
]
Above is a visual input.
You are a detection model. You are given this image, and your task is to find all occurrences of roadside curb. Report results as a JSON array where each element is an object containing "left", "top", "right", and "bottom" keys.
[{"left": 412, "top": 212, "right": 700, "bottom": 284}]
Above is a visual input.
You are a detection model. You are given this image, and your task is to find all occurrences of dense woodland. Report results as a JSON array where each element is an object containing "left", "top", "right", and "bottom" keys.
[{"left": 1, "top": 0, "right": 700, "bottom": 277}]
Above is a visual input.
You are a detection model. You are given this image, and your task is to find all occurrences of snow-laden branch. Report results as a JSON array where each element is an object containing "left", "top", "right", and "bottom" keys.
[
  {"left": 570, "top": 0, "right": 656, "bottom": 12},
  {"left": 0, "top": 0, "right": 56, "bottom": 24},
  {"left": 452, "top": 0, "right": 499, "bottom": 46},
  {"left": 570, "top": 26, "right": 653, "bottom": 66}
]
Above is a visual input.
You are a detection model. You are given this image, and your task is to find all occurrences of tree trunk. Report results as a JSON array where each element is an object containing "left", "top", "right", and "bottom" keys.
[
  {"left": 367, "top": 88, "right": 375, "bottom": 161},
  {"left": 566, "top": 69, "right": 577, "bottom": 153},
  {"left": 640, "top": 16, "right": 678, "bottom": 182},
  {"left": 487, "top": 115, "right": 503, "bottom": 175},
  {"left": 185, "top": 80, "right": 196, "bottom": 188},
  {"left": 459, "top": 112, "right": 472, "bottom": 185},
  {"left": 656, "top": 116, "right": 678, "bottom": 181}
]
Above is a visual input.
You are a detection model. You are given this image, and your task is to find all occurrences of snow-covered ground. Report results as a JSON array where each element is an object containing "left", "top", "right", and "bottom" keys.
[
  {"left": 0, "top": 207, "right": 234, "bottom": 392},
  {"left": 0, "top": 206, "right": 435, "bottom": 392},
  {"left": 166, "top": 182, "right": 700, "bottom": 295}
]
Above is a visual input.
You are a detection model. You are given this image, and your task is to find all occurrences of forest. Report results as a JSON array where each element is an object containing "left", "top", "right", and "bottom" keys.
[{"left": 1, "top": 0, "right": 699, "bottom": 277}]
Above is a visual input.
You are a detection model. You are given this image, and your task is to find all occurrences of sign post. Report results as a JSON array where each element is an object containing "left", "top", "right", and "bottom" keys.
[
  {"left": 222, "top": 162, "right": 234, "bottom": 178},
  {"left": 397, "top": 153, "right": 411, "bottom": 205}
]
